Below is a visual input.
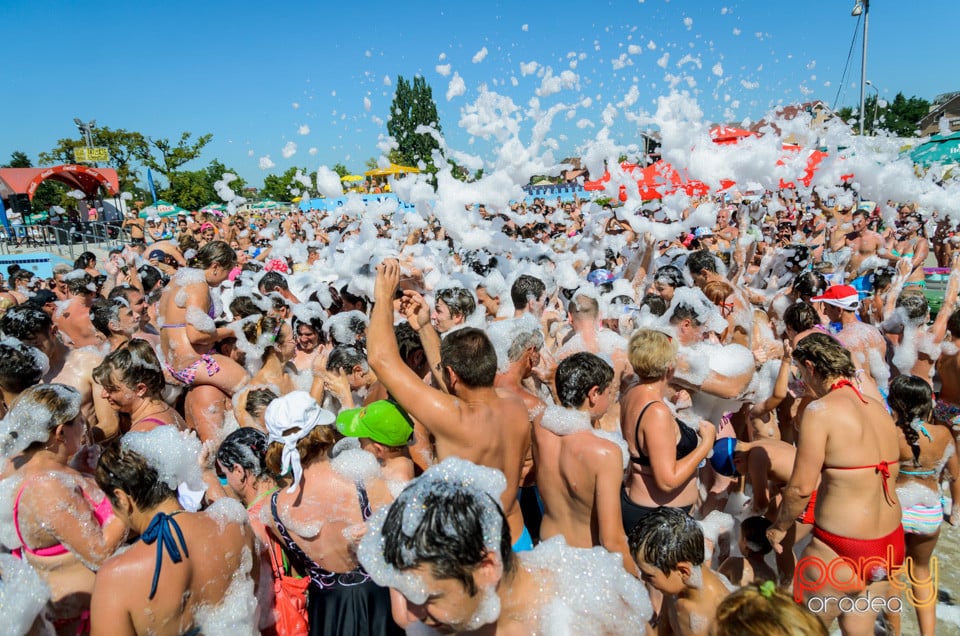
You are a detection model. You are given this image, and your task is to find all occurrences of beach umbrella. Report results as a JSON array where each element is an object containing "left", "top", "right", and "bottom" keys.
[
  {"left": 199, "top": 202, "right": 227, "bottom": 214},
  {"left": 364, "top": 163, "right": 421, "bottom": 177},
  {"left": 910, "top": 132, "right": 960, "bottom": 167},
  {"left": 139, "top": 200, "right": 186, "bottom": 218},
  {"left": 340, "top": 174, "right": 364, "bottom": 182}
]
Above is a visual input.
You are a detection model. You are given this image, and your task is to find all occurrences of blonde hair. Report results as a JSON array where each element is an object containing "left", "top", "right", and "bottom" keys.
[
  {"left": 628, "top": 329, "right": 677, "bottom": 381},
  {"left": 0, "top": 384, "right": 81, "bottom": 457},
  {"left": 715, "top": 583, "right": 828, "bottom": 636}
]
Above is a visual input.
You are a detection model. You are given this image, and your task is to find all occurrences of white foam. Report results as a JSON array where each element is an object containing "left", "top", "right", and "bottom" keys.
[
  {"left": 0, "top": 553, "right": 52, "bottom": 636},
  {"left": 122, "top": 427, "right": 204, "bottom": 491}
]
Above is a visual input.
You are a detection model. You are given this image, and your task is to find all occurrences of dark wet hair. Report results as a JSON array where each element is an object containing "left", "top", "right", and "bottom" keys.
[
  {"left": 793, "top": 332, "right": 855, "bottom": 380},
  {"left": 887, "top": 374, "right": 933, "bottom": 465},
  {"left": 464, "top": 251, "right": 498, "bottom": 277},
  {"left": 90, "top": 297, "right": 126, "bottom": 337},
  {"left": 792, "top": 271, "right": 825, "bottom": 300},
  {"left": 137, "top": 265, "right": 167, "bottom": 294},
  {"left": 669, "top": 303, "right": 702, "bottom": 327},
  {"left": 245, "top": 388, "right": 278, "bottom": 422},
  {"left": 510, "top": 274, "right": 546, "bottom": 309},
  {"left": 0, "top": 341, "right": 44, "bottom": 393},
  {"left": 259, "top": 271, "right": 289, "bottom": 293},
  {"left": 92, "top": 339, "right": 165, "bottom": 399},
  {"left": 896, "top": 292, "right": 929, "bottom": 322},
  {"left": 628, "top": 506, "right": 704, "bottom": 572},
  {"left": 292, "top": 315, "right": 325, "bottom": 341},
  {"left": 381, "top": 481, "right": 515, "bottom": 595},
  {"left": 241, "top": 314, "right": 286, "bottom": 360},
  {"left": 949, "top": 307, "right": 960, "bottom": 340},
  {"left": 74, "top": 252, "right": 96, "bottom": 270},
  {"left": 96, "top": 442, "right": 173, "bottom": 510},
  {"left": 327, "top": 344, "right": 367, "bottom": 373},
  {"left": 440, "top": 328, "right": 497, "bottom": 388},
  {"left": 741, "top": 516, "right": 773, "bottom": 555},
  {"left": 230, "top": 294, "right": 267, "bottom": 319},
  {"left": 436, "top": 287, "right": 477, "bottom": 320},
  {"left": 783, "top": 301, "right": 820, "bottom": 334},
  {"left": 339, "top": 284, "right": 368, "bottom": 313},
  {"left": 639, "top": 293, "right": 668, "bottom": 317},
  {"left": 871, "top": 267, "right": 896, "bottom": 293},
  {"left": 555, "top": 352, "right": 613, "bottom": 409},
  {"left": 654, "top": 265, "right": 686, "bottom": 289},
  {"left": 65, "top": 271, "right": 95, "bottom": 296},
  {"left": 686, "top": 249, "right": 718, "bottom": 275},
  {"left": 217, "top": 427, "right": 273, "bottom": 480},
  {"left": 190, "top": 241, "right": 237, "bottom": 270},
  {"left": 0, "top": 305, "right": 53, "bottom": 340}
]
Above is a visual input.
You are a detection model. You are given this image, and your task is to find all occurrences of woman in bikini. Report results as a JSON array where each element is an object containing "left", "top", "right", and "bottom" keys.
[
  {"left": 890, "top": 214, "right": 929, "bottom": 289},
  {"left": 887, "top": 375, "right": 960, "bottom": 636},
  {"left": 233, "top": 314, "right": 299, "bottom": 430},
  {"left": 0, "top": 384, "right": 127, "bottom": 635},
  {"left": 620, "top": 328, "right": 716, "bottom": 533},
  {"left": 768, "top": 332, "right": 903, "bottom": 634},
  {"left": 90, "top": 429, "right": 260, "bottom": 636},
  {"left": 158, "top": 241, "right": 249, "bottom": 401},
  {"left": 93, "top": 339, "right": 185, "bottom": 434}
]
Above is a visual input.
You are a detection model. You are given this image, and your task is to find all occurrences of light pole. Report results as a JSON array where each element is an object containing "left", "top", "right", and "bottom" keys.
[
  {"left": 73, "top": 118, "right": 96, "bottom": 149},
  {"left": 865, "top": 80, "right": 880, "bottom": 134},
  {"left": 851, "top": 0, "right": 869, "bottom": 135}
]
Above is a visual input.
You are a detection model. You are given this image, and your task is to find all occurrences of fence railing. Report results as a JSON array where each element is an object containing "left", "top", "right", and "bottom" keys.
[{"left": 0, "top": 221, "right": 127, "bottom": 260}]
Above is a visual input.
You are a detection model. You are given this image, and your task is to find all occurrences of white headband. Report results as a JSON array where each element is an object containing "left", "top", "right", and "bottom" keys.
[{"left": 264, "top": 391, "right": 335, "bottom": 493}]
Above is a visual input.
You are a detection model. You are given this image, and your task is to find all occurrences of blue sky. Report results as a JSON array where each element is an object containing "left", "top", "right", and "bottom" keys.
[{"left": 2, "top": 0, "right": 955, "bottom": 189}]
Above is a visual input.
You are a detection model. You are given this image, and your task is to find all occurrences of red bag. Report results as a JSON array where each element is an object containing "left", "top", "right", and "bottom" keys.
[{"left": 269, "top": 539, "right": 310, "bottom": 636}]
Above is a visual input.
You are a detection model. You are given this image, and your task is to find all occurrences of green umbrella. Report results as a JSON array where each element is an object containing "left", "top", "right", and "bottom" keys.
[
  {"left": 251, "top": 199, "right": 287, "bottom": 210},
  {"left": 139, "top": 200, "right": 187, "bottom": 218},
  {"left": 199, "top": 202, "right": 228, "bottom": 213},
  {"left": 910, "top": 132, "right": 960, "bottom": 167}
]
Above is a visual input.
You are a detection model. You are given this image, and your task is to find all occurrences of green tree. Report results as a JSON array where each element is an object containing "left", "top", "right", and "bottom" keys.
[
  {"left": 39, "top": 127, "right": 149, "bottom": 194},
  {"left": 838, "top": 92, "right": 930, "bottom": 137},
  {"left": 163, "top": 160, "right": 246, "bottom": 210},
  {"left": 261, "top": 166, "right": 309, "bottom": 201},
  {"left": 332, "top": 163, "right": 349, "bottom": 178},
  {"left": 3, "top": 151, "right": 31, "bottom": 168},
  {"left": 140, "top": 132, "right": 213, "bottom": 182},
  {"left": 386, "top": 75, "right": 442, "bottom": 170}
]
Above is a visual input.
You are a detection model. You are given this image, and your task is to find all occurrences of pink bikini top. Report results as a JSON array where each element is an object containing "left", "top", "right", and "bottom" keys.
[{"left": 12, "top": 478, "right": 114, "bottom": 559}]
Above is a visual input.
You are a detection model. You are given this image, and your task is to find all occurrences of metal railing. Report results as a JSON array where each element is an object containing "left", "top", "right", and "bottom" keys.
[{"left": 0, "top": 221, "right": 128, "bottom": 260}]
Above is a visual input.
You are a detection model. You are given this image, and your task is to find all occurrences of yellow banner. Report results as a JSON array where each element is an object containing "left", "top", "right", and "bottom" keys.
[{"left": 73, "top": 147, "right": 110, "bottom": 163}]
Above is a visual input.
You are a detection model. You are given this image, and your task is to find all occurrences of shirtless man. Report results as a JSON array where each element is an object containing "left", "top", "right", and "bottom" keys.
[
  {"left": 335, "top": 399, "right": 416, "bottom": 484},
  {"left": 811, "top": 284, "right": 888, "bottom": 400},
  {"left": 91, "top": 436, "right": 260, "bottom": 636},
  {"left": 108, "top": 284, "right": 159, "bottom": 345},
  {"left": 368, "top": 259, "right": 534, "bottom": 551},
  {"left": 534, "top": 352, "right": 637, "bottom": 575},
  {"left": 358, "top": 458, "right": 650, "bottom": 635},
  {"left": 54, "top": 271, "right": 104, "bottom": 348},
  {"left": 768, "top": 333, "right": 902, "bottom": 634},
  {"left": 90, "top": 297, "right": 140, "bottom": 352},
  {"left": 845, "top": 209, "right": 890, "bottom": 286},
  {"left": 491, "top": 317, "right": 547, "bottom": 417},
  {"left": 121, "top": 211, "right": 146, "bottom": 245},
  {"left": 1, "top": 306, "right": 118, "bottom": 441}
]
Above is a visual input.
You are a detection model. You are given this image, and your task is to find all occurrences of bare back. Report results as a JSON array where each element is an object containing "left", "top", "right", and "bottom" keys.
[{"left": 91, "top": 504, "right": 258, "bottom": 636}]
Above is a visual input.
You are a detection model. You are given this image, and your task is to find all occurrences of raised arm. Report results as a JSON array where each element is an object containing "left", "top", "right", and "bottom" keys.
[{"left": 367, "top": 260, "right": 460, "bottom": 438}]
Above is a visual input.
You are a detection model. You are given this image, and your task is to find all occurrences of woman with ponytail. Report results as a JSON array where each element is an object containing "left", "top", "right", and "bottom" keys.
[{"left": 887, "top": 374, "right": 960, "bottom": 635}]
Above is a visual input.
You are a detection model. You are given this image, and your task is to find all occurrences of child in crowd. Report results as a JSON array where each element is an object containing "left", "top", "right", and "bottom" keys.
[
  {"left": 629, "top": 507, "right": 732, "bottom": 636},
  {"left": 719, "top": 516, "right": 777, "bottom": 586}
]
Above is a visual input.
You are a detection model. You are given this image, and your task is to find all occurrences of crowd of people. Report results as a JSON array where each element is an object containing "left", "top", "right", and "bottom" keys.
[{"left": 0, "top": 183, "right": 959, "bottom": 636}]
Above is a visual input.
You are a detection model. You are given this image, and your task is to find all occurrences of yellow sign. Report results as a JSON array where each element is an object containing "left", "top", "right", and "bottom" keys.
[{"left": 73, "top": 147, "right": 110, "bottom": 163}]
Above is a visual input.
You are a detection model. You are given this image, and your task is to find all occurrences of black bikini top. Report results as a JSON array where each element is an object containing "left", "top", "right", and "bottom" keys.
[{"left": 629, "top": 401, "right": 699, "bottom": 466}]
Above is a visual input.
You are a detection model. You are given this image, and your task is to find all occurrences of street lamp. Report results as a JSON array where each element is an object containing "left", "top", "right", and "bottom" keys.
[
  {"left": 851, "top": 0, "right": 870, "bottom": 135},
  {"left": 865, "top": 80, "right": 880, "bottom": 134},
  {"left": 73, "top": 118, "right": 96, "bottom": 148}
]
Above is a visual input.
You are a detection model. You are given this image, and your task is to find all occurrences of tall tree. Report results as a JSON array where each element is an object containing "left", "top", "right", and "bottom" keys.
[
  {"left": 3, "top": 151, "right": 31, "bottom": 168},
  {"left": 386, "top": 75, "right": 442, "bottom": 170},
  {"left": 332, "top": 163, "right": 349, "bottom": 178},
  {"left": 163, "top": 160, "right": 245, "bottom": 210},
  {"left": 140, "top": 132, "right": 213, "bottom": 182}
]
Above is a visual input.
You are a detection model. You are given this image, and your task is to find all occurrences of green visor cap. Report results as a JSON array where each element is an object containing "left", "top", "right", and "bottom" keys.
[{"left": 335, "top": 400, "right": 414, "bottom": 447}]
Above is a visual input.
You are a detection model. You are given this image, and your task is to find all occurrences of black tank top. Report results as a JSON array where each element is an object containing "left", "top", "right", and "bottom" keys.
[{"left": 629, "top": 401, "right": 699, "bottom": 466}]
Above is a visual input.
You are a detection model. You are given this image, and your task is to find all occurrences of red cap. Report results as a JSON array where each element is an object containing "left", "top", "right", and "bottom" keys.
[{"left": 810, "top": 284, "right": 859, "bottom": 310}]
